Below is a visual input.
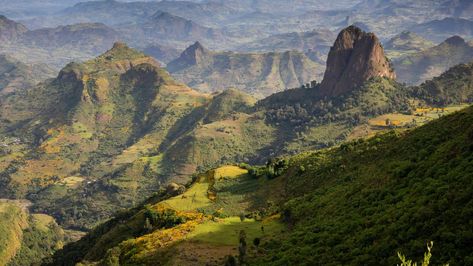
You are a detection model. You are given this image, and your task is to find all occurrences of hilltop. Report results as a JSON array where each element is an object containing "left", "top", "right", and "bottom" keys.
[{"left": 167, "top": 42, "right": 322, "bottom": 97}]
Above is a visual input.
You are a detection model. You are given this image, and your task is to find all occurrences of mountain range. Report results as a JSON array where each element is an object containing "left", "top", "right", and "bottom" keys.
[
  {"left": 0, "top": 1, "right": 473, "bottom": 264},
  {"left": 1, "top": 26, "right": 470, "bottom": 240},
  {"left": 167, "top": 42, "right": 322, "bottom": 97}
]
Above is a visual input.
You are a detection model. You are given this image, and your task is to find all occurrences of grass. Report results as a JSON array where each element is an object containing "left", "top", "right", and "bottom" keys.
[
  {"left": 31, "top": 213, "right": 56, "bottom": 232},
  {"left": 188, "top": 216, "right": 284, "bottom": 246},
  {"left": 214, "top": 166, "right": 248, "bottom": 180},
  {"left": 161, "top": 182, "right": 212, "bottom": 211}
]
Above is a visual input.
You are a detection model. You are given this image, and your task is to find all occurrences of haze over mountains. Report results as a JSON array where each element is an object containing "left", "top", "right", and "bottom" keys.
[
  {"left": 0, "top": 1, "right": 473, "bottom": 265},
  {"left": 167, "top": 42, "right": 321, "bottom": 97}
]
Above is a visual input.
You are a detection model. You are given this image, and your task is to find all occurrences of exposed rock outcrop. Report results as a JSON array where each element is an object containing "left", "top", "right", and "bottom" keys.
[{"left": 319, "top": 25, "right": 396, "bottom": 96}]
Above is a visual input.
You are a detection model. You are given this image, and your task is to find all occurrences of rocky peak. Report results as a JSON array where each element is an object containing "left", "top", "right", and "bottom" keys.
[
  {"left": 167, "top": 41, "right": 210, "bottom": 72},
  {"left": 443, "top": 35, "right": 467, "bottom": 46},
  {"left": 319, "top": 25, "right": 396, "bottom": 96}
]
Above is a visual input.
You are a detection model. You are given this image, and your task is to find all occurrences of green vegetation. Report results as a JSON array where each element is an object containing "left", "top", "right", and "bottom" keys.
[
  {"left": 251, "top": 105, "right": 473, "bottom": 265},
  {"left": 48, "top": 104, "right": 473, "bottom": 265},
  {"left": 0, "top": 201, "right": 65, "bottom": 266}
]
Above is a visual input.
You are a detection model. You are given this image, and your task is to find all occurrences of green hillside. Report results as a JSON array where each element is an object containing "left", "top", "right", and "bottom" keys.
[
  {"left": 0, "top": 200, "right": 65, "bottom": 266},
  {"left": 49, "top": 105, "right": 473, "bottom": 265}
]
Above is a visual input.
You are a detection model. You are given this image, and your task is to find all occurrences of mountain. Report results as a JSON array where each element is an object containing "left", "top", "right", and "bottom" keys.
[
  {"left": 319, "top": 25, "right": 396, "bottom": 96},
  {"left": 206, "top": 0, "right": 360, "bottom": 13},
  {"left": 119, "top": 12, "right": 224, "bottom": 48},
  {"left": 167, "top": 42, "right": 322, "bottom": 97},
  {"left": 410, "top": 17, "right": 473, "bottom": 43},
  {"left": 143, "top": 44, "right": 181, "bottom": 65},
  {"left": 440, "top": 0, "right": 473, "bottom": 19},
  {"left": 0, "top": 18, "right": 124, "bottom": 69},
  {"left": 48, "top": 99, "right": 473, "bottom": 265},
  {"left": 19, "top": 23, "right": 121, "bottom": 53},
  {"left": 0, "top": 15, "right": 28, "bottom": 42},
  {"left": 0, "top": 54, "right": 55, "bottom": 94},
  {"left": 384, "top": 31, "right": 434, "bottom": 58},
  {"left": 238, "top": 29, "right": 335, "bottom": 52},
  {"left": 237, "top": 29, "right": 336, "bottom": 62},
  {"left": 25, "top": 0, "right": 240, "bottom": 30},
  {"left": 394, "top": 36, "right": 473, "bottom": 85},
  {"left": 0, "top": 0, "right": 83, "bottom": 20}
]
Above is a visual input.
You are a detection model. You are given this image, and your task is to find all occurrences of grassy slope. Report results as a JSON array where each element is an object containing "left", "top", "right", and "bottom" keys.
[{"left": 50, "top": 165, "right": 284, "bottom": 265}]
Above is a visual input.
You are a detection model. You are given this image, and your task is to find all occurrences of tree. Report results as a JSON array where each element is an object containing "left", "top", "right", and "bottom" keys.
[
  {"left": 239, "top": 230, "right": 247, "bottom": 265},
  {"left": 224, "top": 255, "right": 237, "bottom": 266},
  {"left": 397, "top": 242, "right": 448, "bottom": 266},
  {"left": 143, "top": 217, "right": 153, "bottom": 233},
  {"left": 253, "top": 237, "right": 261, "bottom": 248}
]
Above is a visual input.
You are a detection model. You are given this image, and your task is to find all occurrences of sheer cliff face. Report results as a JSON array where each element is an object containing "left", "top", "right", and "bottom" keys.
[{"left": 320, "top": 25, "right": 396, "bottom": 96}]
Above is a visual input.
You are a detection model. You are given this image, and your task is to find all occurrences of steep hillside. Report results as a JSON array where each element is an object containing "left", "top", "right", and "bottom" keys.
[
  {"left": 0, "top": 200, "right": 65, "bottom": 266},
  {"left": 0, "top": 15, "right": 28, "bottom": 42},
  {"left": 0, "top": 42, "right": 212, "bottom": 229},
  {"left": 49, "top": 105, "right": 473, "bottom": 265},
  {"left": 394, "top": 36, "right": 473, "bottom": 85},
  {"left": 0, "top": 54, "right": 55, "bottom": 94},
  {"left": 167, "top": 42, "right": 321, "bottom": 97}
]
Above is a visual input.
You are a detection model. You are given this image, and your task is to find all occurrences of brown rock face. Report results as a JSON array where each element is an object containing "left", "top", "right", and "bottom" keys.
[{"left": 320, "top": 25, "right": 396, "bottom": 96}]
